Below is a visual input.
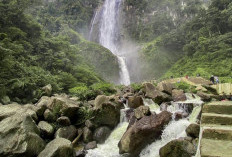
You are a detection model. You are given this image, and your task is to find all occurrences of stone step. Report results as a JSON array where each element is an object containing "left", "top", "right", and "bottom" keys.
[
  {"left": 200, "top": 138, "right": 232, "bottom": 157},
  {"left": 202, "top": 125, "right": 232, "bottom": 140},
  {"left": 203, "top": 101, "right": 232, "bottom": 115},
  {"left": 201, "top": 113, "right": 232, "bottom": 125}
]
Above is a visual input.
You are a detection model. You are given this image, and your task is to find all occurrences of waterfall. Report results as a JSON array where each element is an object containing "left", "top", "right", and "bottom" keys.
[{"left": 98, "top": 0, "right": 131, "bottom": 85}]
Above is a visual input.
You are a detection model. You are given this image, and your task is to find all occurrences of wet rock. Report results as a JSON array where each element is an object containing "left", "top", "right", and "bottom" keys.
[
  {"left": 0, "top": 114, "right": 45, "bottom": 157},
  {"left": 159, "top": 139, "right": 196, "bottom": 157},
  {"left": 38, "top": 121, "right": 54, "bottom": 138},
  {"left": 123, "top": 92, "right": 134, "bottom": 99},
  {"left": 134, "top": 106, "right": 151, "bottom": 119},
  {"left": 94, "top": 95, "right": 110, "bottom": 109},
  {"left": 93, "top": 126, "right": 111, "bottom": 144},
  {"left": 55, "top": 125, "right": 77, "bottom": 141},
  {"left": 83, "top": 127, "right": 93, "bottom": 143},
  {"left": 85, "top": 141, "right": 97, "bottom": 150},
  {"left": 143, "top": 82, "right": 156, "bottom": 98},
  {"left": 42, "top": 84, "right": 52, "bottom": 96},
  {"left": 125, "top": 108, "right": 134, "bottom": 121},
  {"left": 128, "top": 95, "right": 144, "bottom": 109},
  {"left": 160, "top": 102, "right": 170, "bottom": 111},
  {"left": 172, "top": 89, "right": 187, "bottom": 102},
  {"left": 38, "top": 138, "right": 75, "bottom": 157},
  {"left": 185, "top": 123, "right": 200, "bottom": 138},
  {"left": 157, "top": 82, "right": 174, "bottom": 94},
  {"left": 76, "top": 149, "right": 87, "bottom": 157},
  {"left": 118, "top": 111, "right": 172, "bottom": 156},
  {"left": 44, "top": 109, "right": 56, "bottom": 122},
  {"left": 57, "top": 116, "right": 71, "bottom": 126},
  {"left": 174, "top": 111, "right": 189, "bottom": 120}
]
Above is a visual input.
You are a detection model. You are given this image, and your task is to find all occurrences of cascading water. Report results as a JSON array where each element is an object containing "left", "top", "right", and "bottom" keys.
[{"left": 98, "top": 0, "right": 130, "bottom": 85}]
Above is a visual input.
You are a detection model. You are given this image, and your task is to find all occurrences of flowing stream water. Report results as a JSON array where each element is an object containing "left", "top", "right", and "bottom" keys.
[
  {"left": 90, "top": 0, "right": 131, "bottom": 85},
  {"left": 86, "top": 95, "right": 203, "bottom": 157}
]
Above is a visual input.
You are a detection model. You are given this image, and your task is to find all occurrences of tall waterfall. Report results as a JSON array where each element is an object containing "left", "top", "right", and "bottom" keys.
[{"left": 99, "top": 0, "right": 130, "bottom": 85}]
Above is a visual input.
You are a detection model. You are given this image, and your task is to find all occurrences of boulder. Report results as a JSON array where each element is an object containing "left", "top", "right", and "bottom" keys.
[
  {"left": 134, "top": 106, "right": 151, "bottom": 119},
  {"left": 55, "top": 125, "right": 77, "bottom": 141},
  {"left": 57, "top": 116, "right": 71, "bottom": 126},
  {"left": 196, "top": 91, "right": 211, "bottom": 102},
  {"left": 157, "top": 82, "right": 174, "bottom": 94},
  {"left": 0, "top": 103, "right": 38, "bottom": 122},
  {"left": 38, "top": 138, "right": 75, "bottom": 157},
  {"left": 118, "top": 111, "right": 172, "bottom": 156},
  {"left": 185, "top": 124, "right": 200, "bottom": 138},
  {"left": 93, "top": 126, "right": 111, "bottom": 144},
  {"left": 44, "top": 109, "right": 56, "bottom": 122},
  {"left": 128, "top": 96, "right": 144, "bottom": 109},
  {"left": 83, "top": 127, "right": 93, "bottom": 143},
  {"left": 76, "top": 149, "right": 87, "bottom": 157},
  {"left": 143, "top": 83, "right": 171, "bottom": 104},
  {"left": 47, "top": 95, "right": 80, "bottom": 121},
  {"left": 0, "top": 114, "right": 45, "bottom": 157},
  {"left": 174, "top": 111, "right": 189, "bottom": 120},
  {"left": 159, "top": 139, "right": 196, "bottom": 157},
  {"left": 38, "top": 121, "right": 54, "bottom": 138},
  {"left": 85, "top": 141, "right": 97, "bottom": 150},
  {"left": 42, "top": 84, "right": 52, "bottom": 96},
  {"left": 85, "top": 120, "right": 94, "bottom": 129},
  {"left": 0, "top": 95, "right": 10, "bottom": 104},
  {"left": 35, "top": 96, "right": 51, "bottom": 116},
  {"left": 93, "top": 97, "right": 121, "bottom": 128},
  {"left": 160, "top": 102, "right": 170, "bottom": 111},
  {"left": 172, "top": 89, "right": 187, "bottom": 102}
]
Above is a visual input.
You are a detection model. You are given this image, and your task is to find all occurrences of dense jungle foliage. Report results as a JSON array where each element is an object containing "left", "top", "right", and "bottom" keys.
[
  {"left": 124, "top": 0, "right": 231, "bottom": 80},
  {"left": 0, "top": 0, "right": 118, "bottom": 103}
]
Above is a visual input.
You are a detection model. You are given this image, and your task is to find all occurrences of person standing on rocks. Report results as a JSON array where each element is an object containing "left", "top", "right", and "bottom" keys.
[
  {"left": 215, "top": 76, "right": 219, "bottom": 84},
  {"left": 210, "top": 75, "right": 215, "bottom": 84}
]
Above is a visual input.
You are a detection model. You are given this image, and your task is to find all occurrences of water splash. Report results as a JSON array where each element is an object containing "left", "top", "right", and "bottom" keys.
[
  {"left": 99, "top": 0, "right": 130, "bottom": 85},
  {"left": 86, "top": 122, "right": 129, "bottom": 157},
  {"left": 140, "top": 119, "right": 190, "bottom": 157}
]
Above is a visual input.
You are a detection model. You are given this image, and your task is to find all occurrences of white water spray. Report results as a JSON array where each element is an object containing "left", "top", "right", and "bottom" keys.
[{"left": 99, "top": 0, "right": 131, "bottom": 85}]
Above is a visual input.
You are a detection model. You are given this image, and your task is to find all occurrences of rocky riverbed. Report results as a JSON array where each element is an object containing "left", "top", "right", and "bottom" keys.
[{"left": 0, "top": 80, "right": 227, "bottom": 157}]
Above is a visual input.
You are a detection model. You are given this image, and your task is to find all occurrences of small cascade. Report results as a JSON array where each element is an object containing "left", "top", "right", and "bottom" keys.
[
  {"left": 86, "top": 122, "right": 129, "bottom": 157},
  {"left": 88, "top": 10, "right": 99, "bottom": 40},
  {"left": 140, "top": 119, "right": 190, "bottom": 157}
]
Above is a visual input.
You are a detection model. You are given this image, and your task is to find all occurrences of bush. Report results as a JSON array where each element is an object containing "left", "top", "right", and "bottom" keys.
[{"left": 175, "top": 82, "right": 197, "bottom": 93}]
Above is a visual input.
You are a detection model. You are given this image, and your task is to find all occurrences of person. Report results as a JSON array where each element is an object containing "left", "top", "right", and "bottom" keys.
[
  {"left": 215, "top": 76, "right": 219, "bottom": 84},
  {"left": 210, "top": 75, "right": 215, "bottom": 84}
]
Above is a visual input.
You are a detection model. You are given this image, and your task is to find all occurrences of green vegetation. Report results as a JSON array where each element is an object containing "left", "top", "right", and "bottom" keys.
[
  {"left": 0, "top": 0, "right": 118, "bottom": 103},
  {"left": 174, "top": 82, "right": 197, "bottom": 93},
  {"left": 69, "top": 83, "right": 117, "bottom": 101}
]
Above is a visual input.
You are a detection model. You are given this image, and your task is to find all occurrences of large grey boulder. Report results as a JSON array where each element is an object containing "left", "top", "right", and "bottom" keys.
[
  {"left": 172, "top": 89, "right": 187, "bottom": 102},
  {"left": 36, "top": 95, "right": 81, "bottom": 121},
  {"left": 134, "top": 106, "right": 151, "bottom": 119},
  {"left": 38, "top": 121, "right": 55, "bottom": 138},
  {"left": 35, "top": 96, "right": 50, "bottom": 116},
  {"left": 118, "top": 111, "right": 172, "bottom": 156},
  {"left": 159, "top": 139, "right": 196, "bottom": 157},
  {"left": 57, "top": 116, "right": 71, "bottom": 126},
  {"left": 38, "top": 138, "right": 75, "bottom": 157},
  {"left": 55, "top": 125, "right": 77, "bottom": 141},
  {"left": 93, "top": 95, "right": 121, "bottom": 128},
  {"left": 0, "top": 103, "right": 38, "bottom": 122},
  {"left": 42, "top": 84, "right": 52, "bottom": 96},
  {"left": 0, "top": 114, "right": 45, "bottom": 157},
  {"left": 157, "top": 82, "right": 175, "bottom": 94},
  {"left": 44, "top": 109, "right": 56, "bottom": 122},
  {"left": 128, "top": 96, "right": 144, "bottom": 109},
  {"left": 93, "top": 126, "right": 111, "bottom": 144},
  {"left": 143, "top": 83, "right": 171, "bottom": 104}
]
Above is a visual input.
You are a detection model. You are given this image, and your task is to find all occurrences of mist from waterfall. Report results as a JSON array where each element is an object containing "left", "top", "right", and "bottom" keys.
[{"left": 98, "top": 0, "right": 131, "bottom": 85}]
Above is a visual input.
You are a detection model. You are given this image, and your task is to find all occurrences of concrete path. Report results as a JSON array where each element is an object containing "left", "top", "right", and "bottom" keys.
[{"left": 198, "top": 101, "right": 232, "bottom": 157}]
